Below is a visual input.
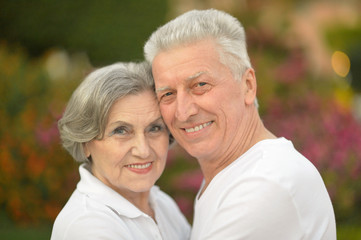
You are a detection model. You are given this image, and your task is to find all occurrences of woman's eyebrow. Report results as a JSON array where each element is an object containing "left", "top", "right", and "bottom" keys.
[
  {"left": 108, "top": 121, "right": 132, "bottom": 129},
  {"left": 149, "top": 117, "right": 164, "bottom": 125}
]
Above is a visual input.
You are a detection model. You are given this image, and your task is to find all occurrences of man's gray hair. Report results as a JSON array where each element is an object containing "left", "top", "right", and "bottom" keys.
[
  {"left": 144, "top": 9, "right": 252, "bottom": 80},
  {"left": 58, "top": 61, "right": 155, "bottom": 163}
]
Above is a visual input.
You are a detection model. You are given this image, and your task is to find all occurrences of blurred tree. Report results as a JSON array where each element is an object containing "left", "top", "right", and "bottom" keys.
[{"left": 0, "top": 0, "right": 168, "bottom": 65}]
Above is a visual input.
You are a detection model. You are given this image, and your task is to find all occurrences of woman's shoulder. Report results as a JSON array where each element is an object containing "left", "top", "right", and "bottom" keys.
[{"left": 51, "top": 190, "right": 130, "bottom": 239}]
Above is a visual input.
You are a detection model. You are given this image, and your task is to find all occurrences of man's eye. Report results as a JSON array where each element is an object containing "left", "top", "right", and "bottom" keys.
[
  {"left": 158, "top": 92, "right": 172, "bottom": 101},
  {"left": 197, "top": 82, "right": 207, "bottom": 87},
  {"left": 159, "top": 91, "right": 176, "bottom": 103},
  {"left": 164, "top": 92, "right": 173, "bottom": 97},
  {"left": 192, "top": 81, "right": 210, "bottom": 95}
]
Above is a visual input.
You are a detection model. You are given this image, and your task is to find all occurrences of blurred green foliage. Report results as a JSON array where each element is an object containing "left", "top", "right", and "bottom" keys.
[
  {"left": 0, "top": 0, "right": 168, "bottom": 65},
  {"left": 0, "top": 43, "right": 82, "bottom": 223}
]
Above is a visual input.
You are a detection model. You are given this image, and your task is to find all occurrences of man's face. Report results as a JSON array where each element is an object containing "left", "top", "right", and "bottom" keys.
[{"left": 152, "top": 39, "right": 252, "bottom": 162}]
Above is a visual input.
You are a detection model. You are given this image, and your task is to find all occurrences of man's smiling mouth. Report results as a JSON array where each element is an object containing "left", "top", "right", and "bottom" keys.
[{"left": 184, "top": 121, "right": 213, "bottom": 133}]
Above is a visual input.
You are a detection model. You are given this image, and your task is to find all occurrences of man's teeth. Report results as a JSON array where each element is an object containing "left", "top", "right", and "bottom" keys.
[
  {"left": 127, "top": 163, "right": 151, "bottom": 169},
  {"left": 185, "top": 122, "right": 212, "bottom": 133}
]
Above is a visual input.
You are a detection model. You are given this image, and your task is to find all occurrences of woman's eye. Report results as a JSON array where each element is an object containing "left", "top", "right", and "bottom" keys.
[
  {"left": 150, "top": 125, "right": 163, "bottom": 132},
  {"left": 112, "top": 127, "right": 128, "bottom": 135}
]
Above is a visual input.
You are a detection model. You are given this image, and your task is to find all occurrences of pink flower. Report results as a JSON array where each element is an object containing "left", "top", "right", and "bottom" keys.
[
  {"left": 174, "top": 196, "right": 193, "bottom": 218},
  {"left": 172, "top": 170, "right": 203, "bottom": 192},
  {"left": 274, "top": 49, "right": 306, "bottom": 84},
  {"left": 35, "top": 122, "right": 59, "bottom": 147}
]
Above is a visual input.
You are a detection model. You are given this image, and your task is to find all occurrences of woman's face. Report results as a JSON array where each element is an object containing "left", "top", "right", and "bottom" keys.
[{"left": 84, "top": 90, "right": 169, "bottom": 199}]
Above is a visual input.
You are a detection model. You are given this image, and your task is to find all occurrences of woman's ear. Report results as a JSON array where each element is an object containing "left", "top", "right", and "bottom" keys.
[
  {"left": 243, "top": 68, "right": 257, "bottom": 106},
  {"left": 83, "top": 142, "right": 91, "bottom": 158}
]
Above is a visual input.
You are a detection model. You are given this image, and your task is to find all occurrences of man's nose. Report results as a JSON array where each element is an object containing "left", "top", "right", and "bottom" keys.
[{"left": 175, "top": 91, "right": 198, "bottom": 122}]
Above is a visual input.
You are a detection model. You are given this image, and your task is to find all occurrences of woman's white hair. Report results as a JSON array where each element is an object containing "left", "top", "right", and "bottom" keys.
[
  {"left": 58, "top": 61, "right": 157, "bottom": 163},
  {"left": 144, "top": 9, "right": 252, "bottom": 80}
]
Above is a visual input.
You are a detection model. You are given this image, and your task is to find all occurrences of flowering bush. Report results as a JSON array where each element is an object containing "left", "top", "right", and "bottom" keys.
[
  {"left": 0, "top": 43, "right": 87, "bottom": 223},
  {"left": 249, "top": 27, "right": 361, "bottom": 222},
  {"left": 263, "top": 91, "right": 361, "bottom": 219}
]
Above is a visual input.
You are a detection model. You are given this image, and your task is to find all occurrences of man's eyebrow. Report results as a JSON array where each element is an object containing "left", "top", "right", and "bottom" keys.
[
  {"left": 155, "top": 86, "right": 170, "bottom": 93},
  {"left": 155, "top": 71, "right": 208, "bottom": 93},
  {"left": 186, "top": 71, "right": 207, "bottom": 82}
]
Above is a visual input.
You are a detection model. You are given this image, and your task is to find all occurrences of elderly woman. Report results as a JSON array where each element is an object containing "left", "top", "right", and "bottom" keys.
[{"left": 51, "top": 62, "right": 191, "bottom": 240}]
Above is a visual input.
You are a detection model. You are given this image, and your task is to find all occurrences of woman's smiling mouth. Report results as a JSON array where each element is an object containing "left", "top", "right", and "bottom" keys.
[{"left": 125, "top": 162, "right": 152, "bottom": 169}]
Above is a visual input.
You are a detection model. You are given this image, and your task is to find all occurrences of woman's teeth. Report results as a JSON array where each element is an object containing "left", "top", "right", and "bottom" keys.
[{"left": 126, "top": 163, "right": 151, "bottom": 169}]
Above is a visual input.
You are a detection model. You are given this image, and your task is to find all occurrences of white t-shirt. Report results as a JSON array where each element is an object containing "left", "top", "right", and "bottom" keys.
[
  {"left": 191, "top": 138, "right": 336, "bottom": 240},
  {"left": 51, "top": 164, "right": 191, "bottom": 240}
]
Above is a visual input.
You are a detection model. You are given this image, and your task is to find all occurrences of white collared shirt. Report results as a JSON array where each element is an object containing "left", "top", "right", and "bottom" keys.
[
  {"left": 51, "top": 164, "right": 191, "bottom": 240},
  {"left": 191, "top": 138, "right": 336, "bottom": 240}
]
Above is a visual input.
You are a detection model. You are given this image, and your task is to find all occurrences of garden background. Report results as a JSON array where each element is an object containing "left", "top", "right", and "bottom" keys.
[{"left": 1, "top": 0, "right": 360, "bottom": 239}]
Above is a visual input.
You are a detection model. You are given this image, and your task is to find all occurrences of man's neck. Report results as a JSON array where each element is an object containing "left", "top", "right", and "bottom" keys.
[{"left": 197, "top": 109, "right": 276, "bottom": 196}]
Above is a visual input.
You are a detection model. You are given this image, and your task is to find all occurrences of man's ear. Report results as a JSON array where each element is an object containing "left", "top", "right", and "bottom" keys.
[{"left": 243, "top": 68, "right": 257, "bottom": 106}]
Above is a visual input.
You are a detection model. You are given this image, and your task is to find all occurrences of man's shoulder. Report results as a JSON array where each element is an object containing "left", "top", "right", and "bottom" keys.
[{"left": 209, "top": 137, "right": 324, "bottom": 200}]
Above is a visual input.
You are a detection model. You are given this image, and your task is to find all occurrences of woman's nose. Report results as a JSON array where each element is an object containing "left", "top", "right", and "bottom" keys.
[{"left": 131, "top": 134, "right": 151, "bottom": 159}]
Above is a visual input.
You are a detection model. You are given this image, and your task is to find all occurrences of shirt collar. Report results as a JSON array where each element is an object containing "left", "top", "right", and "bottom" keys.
[{"left": 77, "top": 163, "right": 158, "bottom": 219}]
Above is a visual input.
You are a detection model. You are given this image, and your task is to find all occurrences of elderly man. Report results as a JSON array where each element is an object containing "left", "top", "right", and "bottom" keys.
[{"left": 144, "top": 9, "right": 336, "bottom": 240}]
